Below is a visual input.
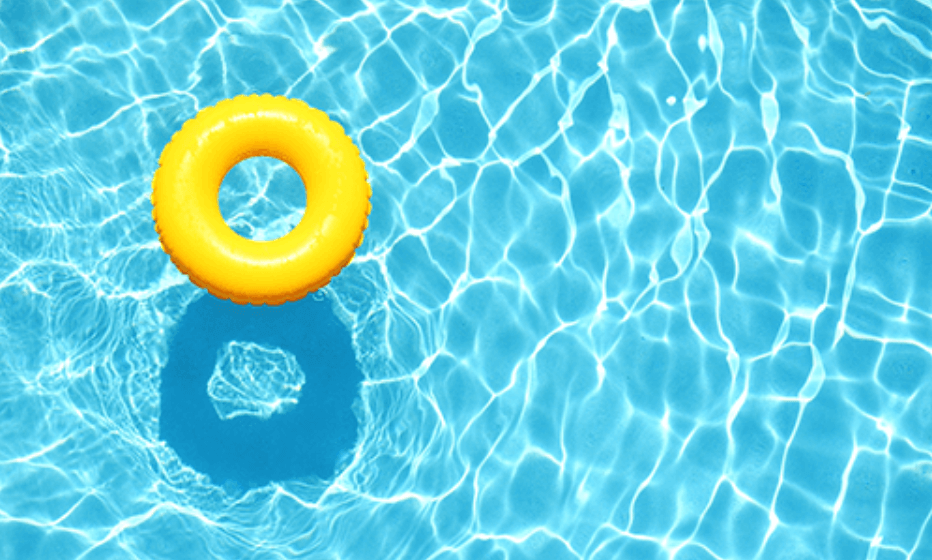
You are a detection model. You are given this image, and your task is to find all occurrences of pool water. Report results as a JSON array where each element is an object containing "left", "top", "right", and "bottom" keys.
[{"left": 1, "top": 0, "right": 932, "bottom": 559}]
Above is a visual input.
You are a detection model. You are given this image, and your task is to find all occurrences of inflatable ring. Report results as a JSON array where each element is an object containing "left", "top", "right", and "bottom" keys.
[{"left": 151, "top": 94, "right": 371, "bottom": 306}]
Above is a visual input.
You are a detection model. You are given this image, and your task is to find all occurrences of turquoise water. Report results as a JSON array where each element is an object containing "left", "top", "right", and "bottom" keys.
[{"left": 1, "top": 0, "right": 932, "bottom": 558}]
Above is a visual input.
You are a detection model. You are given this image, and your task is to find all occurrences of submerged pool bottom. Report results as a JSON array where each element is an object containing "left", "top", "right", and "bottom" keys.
[{"left": 159, "top": 294, "right": 362, "bottom": 489}]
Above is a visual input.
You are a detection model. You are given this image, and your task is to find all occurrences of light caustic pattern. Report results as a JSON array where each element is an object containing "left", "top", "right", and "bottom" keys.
[
  {"left": 0, "top": 0, "right": 931, "bottom": 559},
  {"left": 207, "top": 341, "right": 305, "bottom": 421}
]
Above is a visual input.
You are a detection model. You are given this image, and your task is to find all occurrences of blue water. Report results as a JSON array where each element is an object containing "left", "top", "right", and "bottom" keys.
[{"left": 1, "top": 0, "right": 931, "bottom": 559}]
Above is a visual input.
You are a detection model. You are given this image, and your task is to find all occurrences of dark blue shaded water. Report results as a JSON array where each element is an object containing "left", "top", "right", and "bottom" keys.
[{"left": 159, "top": 294, "right": 362, "bottom": 489}]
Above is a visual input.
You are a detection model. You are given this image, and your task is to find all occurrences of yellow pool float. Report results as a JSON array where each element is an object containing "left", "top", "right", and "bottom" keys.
[{"left": 151, "top": 94, "right": 371, "bottom": 306}]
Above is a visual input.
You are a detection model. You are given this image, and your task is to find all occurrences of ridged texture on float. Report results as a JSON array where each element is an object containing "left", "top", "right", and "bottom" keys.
[{"left": 151, "top": 94, "right": 371, "bottom": 306}]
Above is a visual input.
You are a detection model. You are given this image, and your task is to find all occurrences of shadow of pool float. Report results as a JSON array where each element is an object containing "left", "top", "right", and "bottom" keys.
[{"left": 159, "top": 293, "right": 363, "bottom": 490}]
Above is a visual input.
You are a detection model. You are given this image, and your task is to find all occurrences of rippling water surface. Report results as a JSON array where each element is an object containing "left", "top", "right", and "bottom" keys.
[{"left": 1, "top": 0, "right": 932, "bottom": 558}]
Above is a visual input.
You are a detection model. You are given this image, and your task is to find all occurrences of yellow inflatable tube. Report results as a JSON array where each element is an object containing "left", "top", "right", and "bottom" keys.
[{"left": 151, "top": 94, "right": 371, "bottom": 305}]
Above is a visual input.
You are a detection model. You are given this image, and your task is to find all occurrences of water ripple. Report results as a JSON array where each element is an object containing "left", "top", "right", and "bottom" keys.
[{"left": 1, "top": 0, "right": 931, "bottom": 559}]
